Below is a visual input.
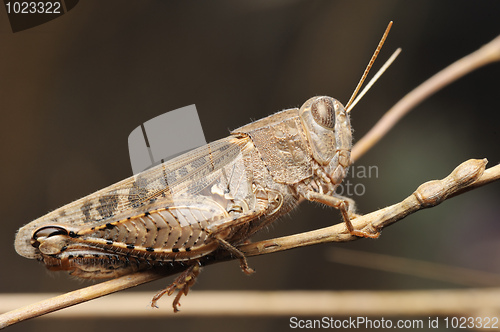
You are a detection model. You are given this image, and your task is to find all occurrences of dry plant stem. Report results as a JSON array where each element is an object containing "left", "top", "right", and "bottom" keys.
[
  {"left": 449, "top": 164, "right": 500, "bottom": 198},
  {"left": 0, "top": 270, "right": 167, "bottom": 329},
  {"left": 2, "top": 34, "right": 500, "bottom": 329},
  {"left": 239, "top": 159, "right": 492, "bottom": 255},
  {"left": 2, "top": 289, "right": 500, "bottom": 318},
  {"left": 351, "top": 34, "right": 500, "bottom": 163}
]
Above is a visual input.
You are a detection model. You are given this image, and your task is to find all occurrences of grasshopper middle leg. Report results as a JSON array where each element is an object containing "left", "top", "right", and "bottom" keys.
[{"left": 214, "top": 236, "right": 255, "bottom": 274}]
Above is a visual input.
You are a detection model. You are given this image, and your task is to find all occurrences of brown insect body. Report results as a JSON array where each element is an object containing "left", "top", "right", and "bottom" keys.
[
  {"left": 15, "top": 97, "right": 352, "bottom": 279},
  {"left": 15, "top": 22, "right": 397, "bottom": 311}
]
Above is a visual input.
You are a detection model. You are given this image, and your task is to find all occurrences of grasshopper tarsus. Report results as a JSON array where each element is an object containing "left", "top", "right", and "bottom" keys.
[
  {"left": 240, "top": 263, "right": 255, "bottom": 275},
  {"left": 346, "top": 225, "right": 381, "bottom": 239}
]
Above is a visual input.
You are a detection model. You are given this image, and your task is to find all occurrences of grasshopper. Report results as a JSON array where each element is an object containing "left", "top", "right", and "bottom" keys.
[{"left": 15, "top": 23, "right": 395, "bottom": 312}]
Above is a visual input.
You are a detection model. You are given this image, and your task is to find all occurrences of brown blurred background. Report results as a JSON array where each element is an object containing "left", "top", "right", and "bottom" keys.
[{"left": 1, "top": 1, "right": 500, "bottom": 331}]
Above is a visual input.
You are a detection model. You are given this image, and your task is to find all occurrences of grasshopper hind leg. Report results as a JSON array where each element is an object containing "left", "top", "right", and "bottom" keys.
[{"left": 151, "top": 262, "right": 201, "bottom": 312}]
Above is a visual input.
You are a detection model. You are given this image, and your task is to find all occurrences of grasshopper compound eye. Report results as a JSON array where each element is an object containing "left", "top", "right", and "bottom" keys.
[{"left": 311, "top": 97, "right": 336, "bottom": 129}]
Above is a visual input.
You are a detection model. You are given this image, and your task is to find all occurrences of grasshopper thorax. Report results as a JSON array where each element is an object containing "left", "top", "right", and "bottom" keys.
[{"left": 299, "top": 96, "right": 352, "bottom": 184}]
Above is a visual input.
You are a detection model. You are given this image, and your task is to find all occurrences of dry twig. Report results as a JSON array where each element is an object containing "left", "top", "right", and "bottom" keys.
[
  {"left": 1, "top": 161, "right": 498, "bottom": 328},
  {"left": 2, "top": 289, "right": 500, "bottom": 318}
]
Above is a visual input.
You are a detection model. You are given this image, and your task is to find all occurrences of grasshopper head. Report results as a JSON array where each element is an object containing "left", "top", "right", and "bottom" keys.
[{"left": 299, "top": 96, "right": 352, "bottom": 182}]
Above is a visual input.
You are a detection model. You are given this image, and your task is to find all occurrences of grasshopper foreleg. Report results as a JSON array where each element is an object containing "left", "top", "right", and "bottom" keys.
[{"left": 301, "top": 189, "right": 380, "bottom": 239}]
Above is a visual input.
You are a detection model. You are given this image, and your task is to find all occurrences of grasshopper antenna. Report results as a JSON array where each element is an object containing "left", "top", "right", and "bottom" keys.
[
  {"left": 347, "top": 48, "right": 401, "bottom": 112},
  {"left": 345, "top": 21, "right": 394, "bottom": 112}
]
